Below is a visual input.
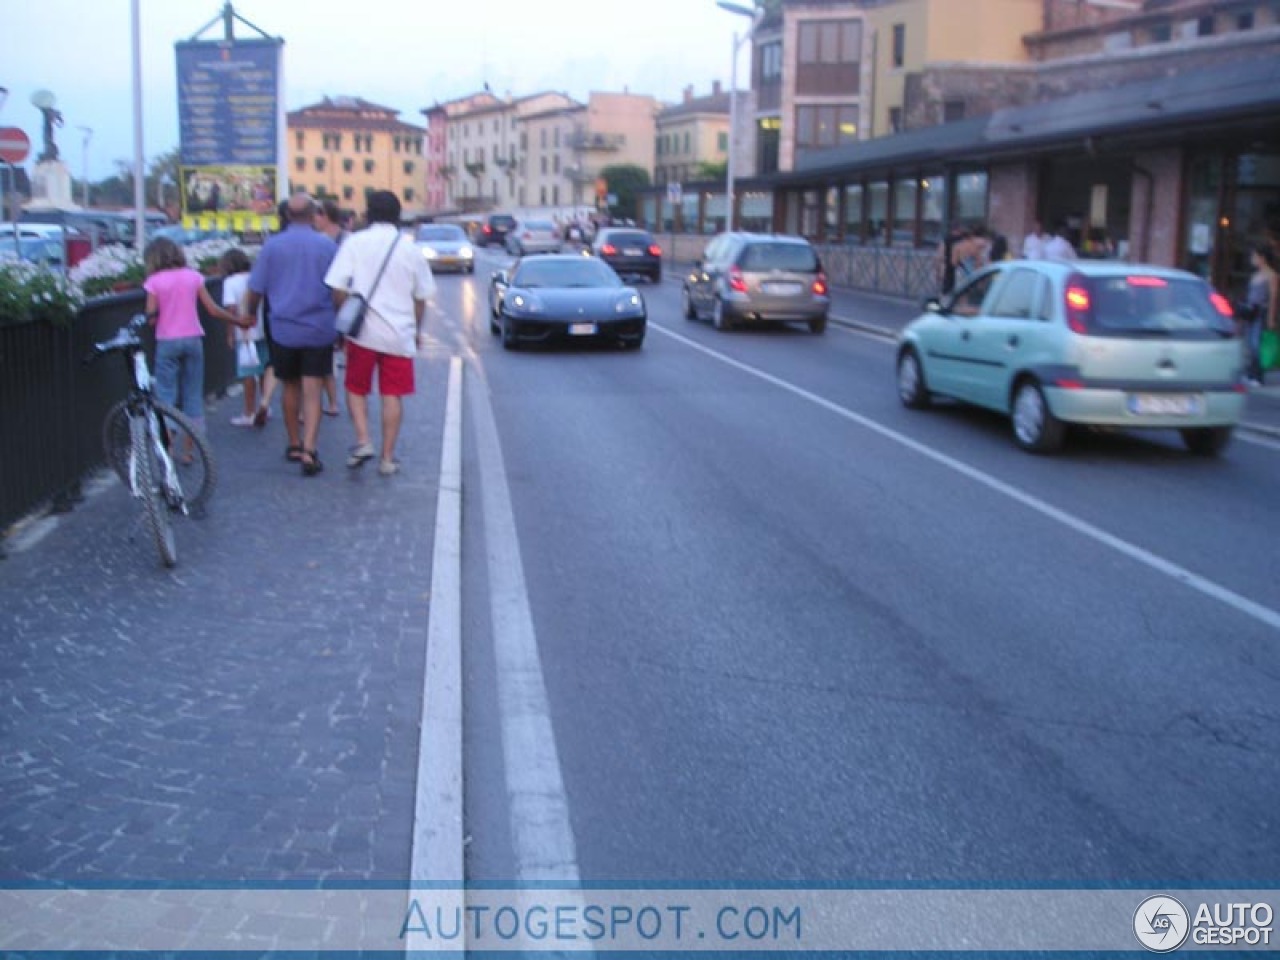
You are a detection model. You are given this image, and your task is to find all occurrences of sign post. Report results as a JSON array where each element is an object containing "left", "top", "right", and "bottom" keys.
[
  {"left": 0, "top": 128, "right": 31, "bottom": 253},
  {"left": 666, "top": 182, "right": 682, "bottom": 264}
]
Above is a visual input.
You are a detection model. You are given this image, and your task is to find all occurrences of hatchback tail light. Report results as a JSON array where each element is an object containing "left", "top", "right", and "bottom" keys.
[
  {"left": 1064, "top": 273, "right": 1091, "bottom": 334},
  {"left": 728, "top": 265, "right": 748, "bottom": 293},
  {"left": 483, "top": 225, "right": 492, "bottom": 235},
  {"left": 812, "top": 272, "right": 828, "bottom": 296},
  {"left": 601, "top": 243, "right": 618, "bottom": 256},
  {"left": 1209, "top": 291, "right": 1234, "bottom": 320},
  {"left": 648, "top": 244, "right": 662, "bottom": 257}
]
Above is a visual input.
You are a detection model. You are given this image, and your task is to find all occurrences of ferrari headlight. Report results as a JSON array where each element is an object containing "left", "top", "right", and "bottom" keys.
[
  {"left": 509, "top": 293, "right": 544, "bottom": 314},
  {"left": 614, "top": 293, "right": 643, "bottom": 315}
]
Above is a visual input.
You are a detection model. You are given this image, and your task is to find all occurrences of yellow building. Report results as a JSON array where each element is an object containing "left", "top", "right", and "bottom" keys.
[
  {"left": 287, "top": 96, "right": 426, "bottom": 219},
  {"left": 655, "top": 83, "right": 732, "bottom": 186}
]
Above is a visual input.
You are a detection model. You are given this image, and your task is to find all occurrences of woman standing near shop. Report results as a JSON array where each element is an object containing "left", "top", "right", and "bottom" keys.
[{"left": 1244, "top": 244, "right": 1278, "bottom": 387}]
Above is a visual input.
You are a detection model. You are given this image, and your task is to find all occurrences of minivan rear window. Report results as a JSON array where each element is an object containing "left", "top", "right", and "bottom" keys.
[
  {"left": 1073, "top": 274, "right": 1234, "bottom": 339},
  {"left": 739, "top": 242, "right": 819, "bottom": 273}
]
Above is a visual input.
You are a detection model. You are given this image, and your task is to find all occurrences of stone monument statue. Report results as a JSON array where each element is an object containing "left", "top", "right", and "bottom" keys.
[{"left": 26, "top": 89, "right": 76, "bottom": 211}]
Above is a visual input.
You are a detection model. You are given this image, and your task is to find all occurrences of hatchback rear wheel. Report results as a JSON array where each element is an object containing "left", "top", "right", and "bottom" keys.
[
  {"left": 1011, "top": 379, "right": 1065, "bottom": 453},
  {"left": 1181, "top": 426, "right": 1232, "bottom": 457}
]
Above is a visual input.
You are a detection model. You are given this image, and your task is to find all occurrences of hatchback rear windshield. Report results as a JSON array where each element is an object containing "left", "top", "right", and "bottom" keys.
[
  {"left": 489, "top": 216, "right": 515, "bottom": 227},
  {"left": 602, "top": 231, "right": 652, "bottom": 247},
  {"left": 1074, "top": 274, "right": 1233, "bottom": 338},
  {"left": 739, "top": 242, "right": 819, "bottom": 273}
]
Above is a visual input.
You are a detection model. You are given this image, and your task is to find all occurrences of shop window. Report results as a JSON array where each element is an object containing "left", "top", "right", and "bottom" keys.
[
  {"left": 889, "top": 107, "right": 903, "bottom": 134},
  {"left": 943, "top": 101, "right": 966, "bottom": 123},
  {"left": 868, "top": 181, "right": 889, "bottom": 244},
  {"left": 920, "top": 175, "right": 946, "bottom": 246},
  {"left": 843, "top": 183, "right": 864, "bottom": 241},
  {"left": 1236, "top": 11, "right": 1254, "bottom": 30},
  {"left": 892, "top": 178, "right": 917, "bottom": 245},
  {"left": 796, "top": 105, "right": 859, "bottom": 150},
  {"left": 954, "top": 171, "right": 988, "bottom": 224},
  {"left": 1197, "top": 15, "right": 1215, "bottom": 35}
]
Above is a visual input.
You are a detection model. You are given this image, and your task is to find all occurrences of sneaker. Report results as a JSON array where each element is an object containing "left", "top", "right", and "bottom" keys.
[
  {"left": 378, "top": 459, "right": 400, "bottom": 477},
  {"left": 346, "top": 443, "right": 375, "bottom": 468},
  {"left": 230, "top": 414, "right": 255, "bottom": 427},
  {"left": 1248, "top": 378, "right": 1263, "bottom": 388}
]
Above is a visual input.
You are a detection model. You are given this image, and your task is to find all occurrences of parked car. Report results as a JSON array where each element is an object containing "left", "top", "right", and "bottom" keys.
[
  {"left": 414, "top": 223, "right": 475, "bottom": 273},
  {"left": 0, "top": 236, "right": 65, "bottom": 267},
  {"left": 489, "top": 254, "right": 646, "bottom": 350},
  {"left": 505, "top": 219, "right": 562, "bottom": 256},
  {"left": 589, "top": 228, "right": 662, "bottom": 283},
  {"left": 480, "top": 213, "right": 517, "bottom": 248},
  {"left": 895, "top": 260, "right": 1244, "bottom": 455},
  {"left": 682, "top": 232, "right": 829, "bottom": 333}
]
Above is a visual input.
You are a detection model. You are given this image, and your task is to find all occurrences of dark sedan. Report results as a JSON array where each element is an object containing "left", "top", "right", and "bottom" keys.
[
  {"left": 489, "top": 255, "right": 646, "bottom": 350},
  {"left": 590, "top": 228, "right": 662, "bottom": 283}
]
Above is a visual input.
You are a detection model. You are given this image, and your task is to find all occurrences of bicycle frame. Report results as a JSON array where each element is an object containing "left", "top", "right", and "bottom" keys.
[{"left": 123, "top": 349, "right": 185, "bottom": 514}]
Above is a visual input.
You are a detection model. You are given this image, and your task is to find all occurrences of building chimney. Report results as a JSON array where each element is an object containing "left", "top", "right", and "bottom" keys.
[
  {"left": 683, "top": 85, "right": 694, "bottom": 103},
  {"left": 713, "top": 80, "right": 722, "bottom": 96}
]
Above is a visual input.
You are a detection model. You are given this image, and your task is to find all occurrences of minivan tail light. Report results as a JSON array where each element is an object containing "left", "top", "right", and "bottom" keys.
[
  {"left": 812, "top": 272, "right": 828, "bottom": 296},
  {"left": 728, "top": 265, "right": 748, "bottom": 293},
  {"left": 648, "top": 244, "right": 662, "bottom": 257},
  {"left": 1064, "top": 274, "right": 1091, "bottom": 334},
  {"left": 601, "top": 243, "right": 618, "bottom": 256}
]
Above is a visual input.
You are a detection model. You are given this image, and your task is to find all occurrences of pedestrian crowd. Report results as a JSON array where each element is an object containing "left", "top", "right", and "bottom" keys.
[
  {"left": 937, "top": 219, "right": 1090, "bottom": 295},
  {"left": 142, "top": 189, "right": 435, "bottom": 480}
]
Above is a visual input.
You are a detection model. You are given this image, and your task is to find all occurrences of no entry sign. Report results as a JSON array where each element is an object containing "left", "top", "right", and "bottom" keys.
[{"left": 0, "top": 128, "right": 32, "bottom": 165}]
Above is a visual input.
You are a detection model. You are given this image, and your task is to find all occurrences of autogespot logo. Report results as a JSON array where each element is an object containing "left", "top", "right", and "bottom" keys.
[{"left": 1134, "top": 895, "right": 1191, "bottom": 953}]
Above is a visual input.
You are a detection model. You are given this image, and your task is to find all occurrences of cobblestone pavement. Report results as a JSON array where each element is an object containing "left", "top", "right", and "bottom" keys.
[{"left": 0, "top": 353, "right": 451, "bottom": 883}]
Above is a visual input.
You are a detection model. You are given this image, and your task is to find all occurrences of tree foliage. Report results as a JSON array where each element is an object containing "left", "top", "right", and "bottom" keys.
[{"left": 600, "top": 164, "right": 651, "bottom": 220}]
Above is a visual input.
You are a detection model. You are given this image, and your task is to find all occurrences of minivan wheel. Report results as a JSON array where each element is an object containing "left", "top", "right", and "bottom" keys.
[
  {"left": 1181, "top": 426, "right": 1232, "bottom": 457},
  {"left": 681, "top": 286, "right": 696, "bottom": 320},
  {"left": 809, "top": 315, "right": 827, "bottom": 335},
  {"left": 712, "top": 297, "right": 732, "bottom": 331},
  {"left": 1012, "top": 379, "right": 1065, "bottom": 453},
  {"left": 897, "top": 349, "right": 931, "bottom": 409}
]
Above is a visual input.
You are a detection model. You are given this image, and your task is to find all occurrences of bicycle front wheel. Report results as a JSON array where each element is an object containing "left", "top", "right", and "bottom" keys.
[
  {"left": 132, "top": 416, "right": 177, "bottom": 568},
  {"left": 105, "top": 400, "right": 217, "bottom": 512}
]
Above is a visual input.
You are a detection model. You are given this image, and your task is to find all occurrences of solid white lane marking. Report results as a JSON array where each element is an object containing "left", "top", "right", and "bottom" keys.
[
  {"left": 1238, "top": 431, "right": 1280, "bottom": 452},
  {"left": 468, "top": 365, "right": 589, "bottom": 885},
  {"left": 411, "top": 357, "right": 464, "bottom": 883},
  {"left": 651, "top": 322, "right": 1280, "bottom": 633}
]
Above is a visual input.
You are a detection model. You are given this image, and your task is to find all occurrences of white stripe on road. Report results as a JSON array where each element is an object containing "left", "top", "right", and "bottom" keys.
[
  {"left": 652, "top": 322, "right": 1280, "bottom": 633},
  {"left": 411, "top": 357, "right": 465, "bottom": 884},
  {"left": 468, "top": 364, "right": 589, "bottom": 886}
]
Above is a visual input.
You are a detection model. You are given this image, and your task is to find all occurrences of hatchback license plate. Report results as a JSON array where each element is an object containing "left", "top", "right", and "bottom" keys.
[
  {"left": 1127, "top": 393, "right": 1202, "bottom": 416},
  {"left": 568, "top": 322, "right": 597, "bottom": 336},
  {"left": 763, "top": 282, "right": 803, "bottom": 296}
]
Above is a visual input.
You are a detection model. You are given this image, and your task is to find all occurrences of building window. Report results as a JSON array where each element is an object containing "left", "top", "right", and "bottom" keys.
[
  {"left": 553, "top": 155, "right": 560, "bottom": 173},
  {"left": 541, "top": 156, "right": 548, "bottom": 174},
  {"left": 404, "top": 161, "right": 415, "bottom": 175},
  {"left": 315, "top": 157, "right": 326, "bottom": 171},
  {"left": 365, "top": 159, "right": 375, "bottom": 174},
  {"left": 343, "top": 186, "right": 353, "bottom": 200},
  {"left": 757, "top": 117, "right": 780, "bottom": 175},
  {"left": 393, "top": 136, "right": 401, "bottom": 152},
  {"left": 795, "top": 105, "right": 859, "bottom": 150},
  {"left": 553, "top": 185, "right": 559, "bottom": 205},
  {"left": 295, "top": 131, "right": 304, "bottom": 150},
  {"left": 1149, "top": 22, "right": 1172, "bottom": 43},
  {"left": 541, "top": 129, "right": 547, "bottom": 148},
  {"left": 718, "top": 131, "right": 728, "bottom": 153},
  {"left": 889, "top": 107, "right": 903, "bottom": 133},
  {"left": 892, "top": 23, "right": 905, "bottom": 68},
  {"left": 1236, "top": 11, "right": 1254, "bottom": 30},
  {"left": 343, "top": 158, "right": 353, "bottom": 173},
  {"left": 405, "top": 187, "right": 415, "bottom": 202},
  {"left": 540, "top": 185, "right": 547, "bottom": 205},
  {"left": 554, "top": 127, "right": 561, "bottom": 148},
  {"left": 796, "top": 19, "right": 862, "bottom": 95},
  {"left": 943, "top": 100, "right": 966, "bottom": 123},
  {"left": 683, "top": 131, "right": 691, "bottom": 153}
]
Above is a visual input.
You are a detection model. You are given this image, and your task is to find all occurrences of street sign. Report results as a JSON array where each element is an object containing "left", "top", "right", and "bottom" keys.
[
  {"left": 0, "top": 128, "right": 31, "bottom": 165},
  {"left": 666, "top": 182, "right": 682, "bottom": 205}
]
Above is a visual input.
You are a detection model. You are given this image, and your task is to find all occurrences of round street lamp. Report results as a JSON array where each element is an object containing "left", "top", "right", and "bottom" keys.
[{"left": 715, "top": 0, "right": 763, "bottom": 231}]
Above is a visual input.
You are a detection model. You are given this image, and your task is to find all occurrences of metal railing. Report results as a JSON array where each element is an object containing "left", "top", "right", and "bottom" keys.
[{"left": 0, "top": 280, "right": 236, "bottom": 546}]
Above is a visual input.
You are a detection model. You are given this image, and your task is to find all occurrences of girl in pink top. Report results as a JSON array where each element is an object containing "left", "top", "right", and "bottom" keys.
[{"left": 143, "top": 237, "right": 239, "bottom": 452}]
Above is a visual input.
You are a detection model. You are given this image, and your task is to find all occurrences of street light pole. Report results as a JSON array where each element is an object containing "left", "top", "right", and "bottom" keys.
[
  {"left": 716, "top": 1, "right": 759, "bottom": 232},
  {"left": 130, "top": 0, "right": 146, "bottom": 248}
]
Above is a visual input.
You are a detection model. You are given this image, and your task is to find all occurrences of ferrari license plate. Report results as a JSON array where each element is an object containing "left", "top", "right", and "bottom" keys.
[
  {"left": 1127, "top": 393, "right": 1202, "bottom": 416},
  {"left": 568, "top": 322, "right": 597, "bottom": 336}
]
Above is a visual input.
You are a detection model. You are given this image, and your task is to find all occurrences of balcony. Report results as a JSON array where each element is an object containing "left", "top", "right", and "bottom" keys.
[
  {"left": 567, "top": 130, "right": 625, "bottom": 152},
  {"left": 563, "top": 164, "right": 598, "bottom": 185},
  {"left": 465, "top": 160, "right": 486, "bottom": 178}
]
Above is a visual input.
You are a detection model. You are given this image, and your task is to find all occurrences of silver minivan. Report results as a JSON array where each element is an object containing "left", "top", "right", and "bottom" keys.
[{"left": 681, "top": 232, "right": 830, "bottom": 334}]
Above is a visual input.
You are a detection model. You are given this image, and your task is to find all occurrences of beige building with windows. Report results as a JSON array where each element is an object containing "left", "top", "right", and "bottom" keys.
[
  {"left": 655, "top": 83, "right": 732, "bottom": 187},
  {"left": 287, "top": 96, "right": 426, "bottom": 219}
]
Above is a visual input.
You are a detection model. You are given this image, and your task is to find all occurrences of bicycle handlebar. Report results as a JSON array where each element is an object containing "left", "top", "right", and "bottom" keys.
[{"left": 84, "top": 313, "right": 148, "bottom": 365}]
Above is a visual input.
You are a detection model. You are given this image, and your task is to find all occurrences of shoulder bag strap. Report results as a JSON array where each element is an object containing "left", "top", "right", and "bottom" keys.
[{"left": 364, "top": 233, "right": 401, "bottom": 303}]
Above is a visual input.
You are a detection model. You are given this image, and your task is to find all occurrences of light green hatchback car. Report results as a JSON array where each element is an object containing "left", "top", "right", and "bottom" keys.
[{"left": 896, "top": 261, "right": 1245, "bottom": 455}]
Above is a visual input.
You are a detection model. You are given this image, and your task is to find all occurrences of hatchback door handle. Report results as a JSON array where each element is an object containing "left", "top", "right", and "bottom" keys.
[
  {"left": 961, "top": 330, "right": 971, "bottom": 341},
  {"left": 1007, "top": 335, "right": 1020, "bottom": 348}
]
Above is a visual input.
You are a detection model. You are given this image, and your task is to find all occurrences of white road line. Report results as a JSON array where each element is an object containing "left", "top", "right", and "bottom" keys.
[
  {"left": 410, "top": 357, "right": 464, "bottom": 884},
  {"left": 651, "top": 322, "right": 1280, "bottom": 633},
  {"left": 468, "top": 364, "right": 589, "bottom": 885},
  {"left": 1239, "top": 431, "right": 1280, "bottom": 452}
]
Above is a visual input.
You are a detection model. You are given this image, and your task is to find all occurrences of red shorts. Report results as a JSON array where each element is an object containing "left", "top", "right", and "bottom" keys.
[{"left": 344, "top": 340, "right": 415, "bottom": 396}]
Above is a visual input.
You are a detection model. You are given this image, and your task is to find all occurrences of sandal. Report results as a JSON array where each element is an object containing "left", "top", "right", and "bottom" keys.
[
  {"left": 300, "top": 449, "right": 323, "bottom": 477},
  {"left": 285, "top": 445, "right": 304, "bottom": 462},
  {"left": 323, "top": 407, "right": 340, "bottom": 417}
]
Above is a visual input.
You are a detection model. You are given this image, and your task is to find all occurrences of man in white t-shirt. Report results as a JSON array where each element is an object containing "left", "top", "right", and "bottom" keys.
[
  {"left": 1021, "top": 221, "right": 1046, "bottom": 260},
  {"left": 324, "top": 191, "right": 436, "bottom": 476},
  {"left": 1044, "top": 222, "right": 1078, "bottom": 262}
]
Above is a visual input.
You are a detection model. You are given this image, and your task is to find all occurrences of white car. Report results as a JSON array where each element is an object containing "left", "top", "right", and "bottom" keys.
[{"left": 505, "top": 219, "right": 561, "bottom": 256}]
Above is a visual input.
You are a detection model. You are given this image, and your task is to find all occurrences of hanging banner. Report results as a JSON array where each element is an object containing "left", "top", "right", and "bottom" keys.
[{"left": 176, "top": 37, "right": 283, "bottom": 230}]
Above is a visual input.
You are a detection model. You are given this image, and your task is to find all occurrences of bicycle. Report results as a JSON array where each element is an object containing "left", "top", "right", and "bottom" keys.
[{"left": 88, "top": 314, "right": 217, "bottom": 567}]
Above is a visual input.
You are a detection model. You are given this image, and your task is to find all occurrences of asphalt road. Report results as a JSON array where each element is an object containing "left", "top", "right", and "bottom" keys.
[{"left": 446, "top": 246, "right": 1280, "bottom": 887}]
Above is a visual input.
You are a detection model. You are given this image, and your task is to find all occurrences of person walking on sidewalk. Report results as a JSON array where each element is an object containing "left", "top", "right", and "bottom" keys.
[
  {"left": 325, "top": 190, "right": 435, "bottom": 477},
  {"left": 243, "top": 192, "right": 339, "bottom": 476},
  {"left": 219, "top": 248, "right": 267, "bottom": 427},
  {"left": 315, "top": 198, "right": 349, "bottom": 418},
  {"left": 143, "top": 236, "right": 241, "bottom": 458},
  {"left": 1244, "top": 244, "right": 1278, "bottom": 387}
]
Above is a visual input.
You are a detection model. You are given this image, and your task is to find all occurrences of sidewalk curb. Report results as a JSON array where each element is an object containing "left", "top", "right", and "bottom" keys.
[{"left": 827, "top": 315, "right": 1280, "bottom": 440}]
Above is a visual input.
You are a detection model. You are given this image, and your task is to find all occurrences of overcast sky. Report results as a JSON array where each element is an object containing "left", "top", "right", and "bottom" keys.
[{"left": 2, "top": 0, "right": 748, "bottom": 180}]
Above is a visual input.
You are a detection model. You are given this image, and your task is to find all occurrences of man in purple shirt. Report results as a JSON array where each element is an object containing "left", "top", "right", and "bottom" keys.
[{"left": 245, "top": 193, "right": 338, "bottom": 476}]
